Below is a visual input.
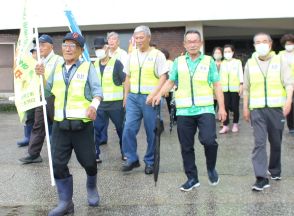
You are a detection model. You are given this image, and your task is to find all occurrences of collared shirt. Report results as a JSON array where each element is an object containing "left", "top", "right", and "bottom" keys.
[
  {"left": 109, "top": 47, "right": 129, "bottom": 71},
  {"left": 45, "top": 60, "right": 103, "bottom": 100},
  {"left": 169, "top": 52, "right": 220, "bottom": 116}
]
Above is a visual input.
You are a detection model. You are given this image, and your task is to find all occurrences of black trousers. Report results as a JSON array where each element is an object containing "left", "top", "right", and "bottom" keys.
[
  {"left": 28, "top": 96, "right": 54, "bottom": 156},
  {"left": 51, "top": 121, "right": 97, "bottom": 179},
  {"left": 223, "top": 92, "right": 240, "bottom": 125},
  {"left": 177, "top": 114, "right": 218, "bottom": 180}
]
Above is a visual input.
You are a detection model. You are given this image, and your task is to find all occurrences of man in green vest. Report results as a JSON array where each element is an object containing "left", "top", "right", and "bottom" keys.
[
  {"left": 93, "top": 36, "right": 126, "bottom": 163},
  {"left": 36, "top": 32, "right": 103, "bottom": 215},
  {"left": 243, "top": 32, "right": 293, "bottom": 191},
  {"left": 153, "top": 29, "right": 226, "bottom": 191},
  {"left": 19, "top": 34, "right": 64, "bottom": 164},
  {"left": 122, "top": 25, "right": 168, "bottom": 174}
]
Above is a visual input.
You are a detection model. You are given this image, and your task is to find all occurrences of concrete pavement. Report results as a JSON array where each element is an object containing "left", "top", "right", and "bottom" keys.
[{"left": 1, "top": 108, "right": 294, "bottom": 216}]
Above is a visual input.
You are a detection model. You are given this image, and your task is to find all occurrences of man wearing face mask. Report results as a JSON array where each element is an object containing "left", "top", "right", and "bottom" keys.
[
  {"left": 279, "top": 34, "right": 294, "bottom": 133},
  {"left": 243, "top": 32, "right": 294, "bottom": 191},
  {"left": 93, "top": 37, "right": 126, "bottom": 163},
  {"left": 219, "top": 44, "right": 243, "bottom": 134}
]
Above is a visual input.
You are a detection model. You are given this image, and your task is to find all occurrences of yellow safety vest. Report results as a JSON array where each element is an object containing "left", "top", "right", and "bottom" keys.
[
  {"left": 175, "top": 55, "right": 214, "bottom": 108},
  {"left": 44, "top": 54, "right": 62, "bottom": 80},
  {"left": 248, "top": 54, "right": 286, "bottom": 109},
  {"left": 220, "top": 58, "right": 242, "bottom": 92},
  {"left": 129, "top": 49, "right": 159, "bottom": 94},
  {"left": 94, "top": 58, "right": 123, "bottom": 101},
  {"left": 51, "top": 62, "right": 92, "bottom": 122}
]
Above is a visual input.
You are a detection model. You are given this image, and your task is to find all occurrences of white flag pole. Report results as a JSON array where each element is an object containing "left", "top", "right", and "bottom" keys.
[{"left": 34, "top": 27, "right": 55, "bottom": 186}]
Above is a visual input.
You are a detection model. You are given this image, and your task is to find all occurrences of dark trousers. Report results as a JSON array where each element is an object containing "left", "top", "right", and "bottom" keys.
[
  {"left": 25, "top": 108, "right": 35, "bottom": 125},
  {"left": 177, "top": 114, "right": 218, "bottom": 180},
  {"left": 93, "top": 108, "right": 125, "bottom": 157},
  {"left": 251, "top": 108, "right": 284, "bottom": 178},
  {"left": 28, "top": 96, "right": 54, "bottom": 156},
  {"left": 51, "top": 121, "right": 97, "bottom": 179},
  {"left": 223, "top": 92, "right": 240, "bottom": 125},
  {"left": 286, "top": 98, "right": 294, "bottom": 130}
]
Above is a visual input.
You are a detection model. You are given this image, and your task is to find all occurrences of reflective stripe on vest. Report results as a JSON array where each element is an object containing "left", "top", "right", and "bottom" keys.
[
  {"left": 129, "top": 48, "right": 159, "bottom": 94},
  {"left": 220, "top": 58, "right": 241, "bottom": 92},
  {"left": 51, "top": 62, "right": 91, "bottom": 122},
  {"left": 248, "top": 54, "right": 286, "bottom": 109},
  {"left": 175, "top": 55, "right": 214, "bottom": 108},
  {"left": 94, "top": 58, "right": 123, "bottom": 101}
]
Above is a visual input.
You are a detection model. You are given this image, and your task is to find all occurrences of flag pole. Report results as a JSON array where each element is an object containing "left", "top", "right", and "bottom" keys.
[{"left": 34, "top": 27, "right": 55, "bottom": 186}]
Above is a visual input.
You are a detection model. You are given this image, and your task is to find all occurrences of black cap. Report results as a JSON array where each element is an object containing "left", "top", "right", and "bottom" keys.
[
  {"left": 63, "top": 32, "right": 85, "bottom": 48},
  {"left": 93, "top": 37, "right": 107, "bottom": 49}
]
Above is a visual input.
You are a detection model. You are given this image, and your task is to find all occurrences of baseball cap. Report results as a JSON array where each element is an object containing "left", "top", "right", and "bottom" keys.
[
  {"left": 63, "top": 32, "right": 85, "bottom": 48},
  {"left": 93, "top": 37, "right": 107, "bottom": 49},
  {"left": 39, "top": 34, "right": 53, "bottom": 44}
]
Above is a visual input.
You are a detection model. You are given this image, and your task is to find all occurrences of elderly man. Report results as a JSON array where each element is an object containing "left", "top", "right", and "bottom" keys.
[
  {"left": 107, "top": 31, "right": 129, "bottom": 68},
  {"left": 122, "top": 25, "right": 168, "bottom": 174},
  {"left": 153, "top": 30, "right": 226, "bottom": 191},
  {"left": 243, "top": 32, "right": 293, "bottom": 191},
  {"left": 19, "top": 34, "right": 63, "bottom": 164},
  {"left": 37, "top": 32, "right": 103, "bottom": 215},
  {"left": 93, "top": 36, "right": 126, "bottom": 163}
]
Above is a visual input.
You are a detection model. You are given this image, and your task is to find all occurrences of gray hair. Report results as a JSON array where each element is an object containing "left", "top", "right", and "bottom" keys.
[
  {"left": 253, "top": 32, "right": 272, "bottom": 43},
  {"left": 134, "top": 25, "right": 151, "bottom": 36},
  {"left": 107, "top": 32, "right": 119, "bottom": 41}
]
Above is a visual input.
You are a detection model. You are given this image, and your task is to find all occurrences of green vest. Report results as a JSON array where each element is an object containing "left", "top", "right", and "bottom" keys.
[
  {"left": 129, "top": 48, "right": 159, "bottom": 94},
  {"left": 94, "top": 58, "right": 123, "bottom": 101},
  {"left": 248, "top": 54, "right": 286, "bottom": 109},
  {"left": 175, "top": 55, "right": 214, "bottom": 108},
  {"left": 220, "top": 58, "right": 242, "bottom": 92},
  {"left": 51, "top": 62, "right": 92, "bottom": 122}
]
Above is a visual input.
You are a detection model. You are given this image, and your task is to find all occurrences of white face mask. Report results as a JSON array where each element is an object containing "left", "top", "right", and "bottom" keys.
[
  {"left": 95, "top": 49, "right": 106, "bottom": 59},
  {"left": 224, "top": 52, "right": 233, "bottom": 60},
  {"left": 285, "top": 44, "right": 294, "bottom": 52},
  {"left": 255, "top": 43, "right": 270, "bottom": 57},
  {"left": 213, "top": 54, "right": 222, "bottom": 61}
]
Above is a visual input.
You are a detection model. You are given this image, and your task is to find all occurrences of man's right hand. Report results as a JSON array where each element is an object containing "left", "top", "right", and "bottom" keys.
[{"left": 35, "top": 63, "right": 45, "bottom": 76}]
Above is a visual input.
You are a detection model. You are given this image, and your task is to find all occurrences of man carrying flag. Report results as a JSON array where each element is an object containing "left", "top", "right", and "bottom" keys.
[{"left": 19, "top": 34, "right": 63, "bottom": 164}]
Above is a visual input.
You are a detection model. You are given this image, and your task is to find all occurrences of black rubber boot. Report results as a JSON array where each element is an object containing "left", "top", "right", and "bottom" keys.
[
  {"left": 87, "top": 174, "right": 100, "bottom": 206},
  {"left": 48, "top": 176, "right": 74, "bottom": 216}
]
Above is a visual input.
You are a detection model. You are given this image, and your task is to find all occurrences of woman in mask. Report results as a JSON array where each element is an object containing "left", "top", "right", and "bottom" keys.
[
  {"left": 219, "top": 44, "right": 243, "bottom": 134},
  {"left": 213, "top": 47, "right": 223, "bottom": 72},
  {"left": 92, "top": 37, "right": 126, "bottom": 163},
  {"left": 279, "top": 34, "right": 294, "bottom": 133}
]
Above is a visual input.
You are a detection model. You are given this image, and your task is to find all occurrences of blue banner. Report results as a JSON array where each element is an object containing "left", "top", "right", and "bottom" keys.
[{"left": 64, "top": 10, "right": 91, "bottom": 62}]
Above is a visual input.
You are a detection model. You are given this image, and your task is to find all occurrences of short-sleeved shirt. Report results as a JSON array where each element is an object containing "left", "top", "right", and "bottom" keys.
[
  {"left": 169, "top": 52, "right": 220, "bottom": 116},
  {"left": 125, "top": 48, "right": 168, "bottom": 77}
]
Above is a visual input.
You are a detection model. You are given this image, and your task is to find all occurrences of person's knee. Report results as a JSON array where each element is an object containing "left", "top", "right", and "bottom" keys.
[
  {"left": 85, "top": 165, "right": 97, "bottom": 176},
  {"left": 53, "top": 165, "right": 70, "bottom": 179}
]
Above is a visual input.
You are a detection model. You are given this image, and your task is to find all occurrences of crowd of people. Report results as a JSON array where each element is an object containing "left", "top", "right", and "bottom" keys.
[{"left": 15, "top": 26, "right": 294, "bottom": 215}]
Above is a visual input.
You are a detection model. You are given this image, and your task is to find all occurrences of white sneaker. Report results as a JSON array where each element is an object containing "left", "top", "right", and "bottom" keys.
[
  {"left": 219, "top": 126, "right": 229, "bottom": 134},
  {"left": 232, "top": 123, "right": 239, "bottom": 132}
]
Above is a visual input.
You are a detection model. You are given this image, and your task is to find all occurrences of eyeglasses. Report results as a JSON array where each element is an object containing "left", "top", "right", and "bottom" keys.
[{"left": 62, "top": 43, "right": 77, "bottom": 49}]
